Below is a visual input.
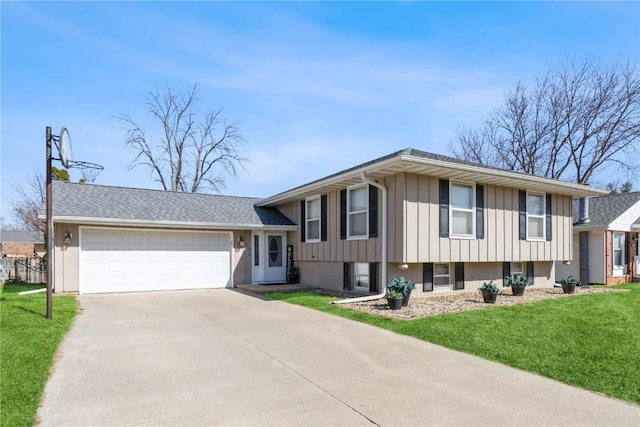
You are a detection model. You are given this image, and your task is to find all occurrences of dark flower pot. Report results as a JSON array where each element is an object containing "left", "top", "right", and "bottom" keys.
[
  {"left": 511, "top": 284, "right": 526, "bottom": 296},
  {"left": 387, "top": 297, "right": 403, "bottom": 310},
  {"left": 402, "top": 289, "right": 412, "bottom": 307},
  {"left": 561, "top": 283, "right": 576, "bottom": 294},
  {"left": 481, "top": 289, "right": 498, "bottom": 304}
]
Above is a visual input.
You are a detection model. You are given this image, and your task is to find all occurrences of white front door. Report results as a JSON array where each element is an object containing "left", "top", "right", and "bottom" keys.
[{"left": 252, "top": 231, "right": 287, "bottom": 283}]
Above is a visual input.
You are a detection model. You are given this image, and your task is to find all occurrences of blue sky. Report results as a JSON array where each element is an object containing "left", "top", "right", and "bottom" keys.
[{"left": 2, "top": 1, "right": 639, "bottom": 226}]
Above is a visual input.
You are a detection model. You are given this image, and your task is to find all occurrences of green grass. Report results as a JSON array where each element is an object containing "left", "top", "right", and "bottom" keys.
[
  {"left": 1, "top": 284, "right": 78, "bottom": 427},
  {"left": 268, "top": 283, "right": 640, "bottom": 404}
]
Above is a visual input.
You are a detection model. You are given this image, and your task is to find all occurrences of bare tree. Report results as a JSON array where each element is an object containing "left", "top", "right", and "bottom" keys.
[
  {"left": 116, "top": 83, "right": 247, "bottom": 193},
  {"left": 449, "top": 57, "right": 640, "bottom": 184},
  {"left": 11, "top": 168, "right": 69, "bottom": 233}
]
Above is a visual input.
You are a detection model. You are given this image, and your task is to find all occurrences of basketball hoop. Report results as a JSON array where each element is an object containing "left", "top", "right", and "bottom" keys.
[
  {"left": 57, "top": 127, "right": 72, "bottom": 168},
  {"left": 67, "top": 160, "right": 104, "bottom": 183}
]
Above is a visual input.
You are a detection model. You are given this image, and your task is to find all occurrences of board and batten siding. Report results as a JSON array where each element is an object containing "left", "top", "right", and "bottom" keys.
[
  {"left": 277, "top": 189, "right": 383, "bottom": 263},
  {"left": 401, "top": 173, "right": 573, "bottom": 263},
  {"left": 276, "top": 172, "right": 573, "bottom": 264}
]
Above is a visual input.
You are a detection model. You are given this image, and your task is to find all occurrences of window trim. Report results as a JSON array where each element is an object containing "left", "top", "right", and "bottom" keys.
[
  {"left": 353, "top": 262, "right": 370, "bottom": 291},
  {"left": 612, "top": 231, "right": 626, "bottom": 271},
  {"left": 526, "top": 191, "right": 546, "bottom": 241},
  {"left": 347, "top": 184, "right": 369, "bottom": 240},
  {"left": 304, "top": 196, "right": 321, "bottom": 243},
  {"left": 449, "top": 181, "right": 476, "bottom": 239}
]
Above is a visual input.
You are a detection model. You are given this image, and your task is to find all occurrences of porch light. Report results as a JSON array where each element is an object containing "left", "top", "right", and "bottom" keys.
[
  {"left": 399, "top": 263, "right": 409, "bottom": 270},
  {"left": 563, "top": 260, "right": 571, "bottom": 265},
  {"left": 237, "top": 236, "right": 245, "bottom": 248},
  {"left": 64, "top": 231, "right": 72, "bottom": 245}
]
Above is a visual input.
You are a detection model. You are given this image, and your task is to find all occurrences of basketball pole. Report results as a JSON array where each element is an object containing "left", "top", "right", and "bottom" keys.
[{"left": 46, "top": 126, "right": 53, "bottom": 320}]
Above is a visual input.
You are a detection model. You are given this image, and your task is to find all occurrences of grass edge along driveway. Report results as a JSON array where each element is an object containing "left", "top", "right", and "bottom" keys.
[
  {"left": 1, "top": 284, "right": 78, "bottom": 427},
  {"left": 268, "top": 283, "right": 640, "bottom": 405}
]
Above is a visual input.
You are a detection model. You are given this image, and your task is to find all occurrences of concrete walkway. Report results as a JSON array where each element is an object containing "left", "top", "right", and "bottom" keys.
[{"left": 38, "top": 290, "right": 639, "bottom": 426}]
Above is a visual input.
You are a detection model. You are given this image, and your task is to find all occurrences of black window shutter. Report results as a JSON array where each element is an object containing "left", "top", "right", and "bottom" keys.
[
  {"left": 476, "top": 184, "right": 485, "bottom": 239},
  {"left": 343, "top": 262, "right": 351, "bottom": 290},
  {"left": 423, "top": 263, "right": 434, "bottom": 292},
  {"left": 369, "top": 262, "right": 378, "bottom": 293},
  {"left": 519, "top": 190, "right": 527, "bottom": 240},
  {"left": 545, "top": 194, "right": 552, "bottom": 241},
  {"left": 439, "top": 179, "right": 450, "bottom": 237},
  {"left": 340, "top": 189, "right": 347, "bottom": 240},
  {"left": 300, "top": 200, "right": 306, "bottom": 243},
  {"left": 369, "top": 185, "right": 378, "bottom": 238},
  {"left": 503, "top": 262, "right": 511, "bottom": 287},
  {"left": 527, "top": 262, "right": 534, "bottom": 285},
  {"left": 454, "top": 262, "right": 465, "bottom": 290},
  {"left": 320, "top": 195, "right": 328, "bottom": 242}
]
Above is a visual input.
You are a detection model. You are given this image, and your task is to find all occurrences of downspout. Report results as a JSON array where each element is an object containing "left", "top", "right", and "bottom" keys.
[{"left": 333, "top": 172, "right": 387, "bottom": 304}]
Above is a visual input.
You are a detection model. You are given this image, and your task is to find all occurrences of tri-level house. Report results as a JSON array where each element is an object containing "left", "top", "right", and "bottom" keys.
[{"left": 49, "top": 148, "right": 606, "bottom": 294}]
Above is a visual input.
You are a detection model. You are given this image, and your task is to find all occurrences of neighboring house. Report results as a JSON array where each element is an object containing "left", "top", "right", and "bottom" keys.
[
  {"left": 50, "top": 148, "right": 606, "bottom": 295},
  {"left": 0, "top": 230, "right": 45, "bottom": 257},
  {"left": 556, "top": 192, "right": 640, "bottom": 285}
]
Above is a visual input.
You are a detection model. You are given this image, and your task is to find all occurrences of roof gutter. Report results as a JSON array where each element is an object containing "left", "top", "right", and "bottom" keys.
[{"left": 333, "top": 171, "right": 387, "bottom": 305}]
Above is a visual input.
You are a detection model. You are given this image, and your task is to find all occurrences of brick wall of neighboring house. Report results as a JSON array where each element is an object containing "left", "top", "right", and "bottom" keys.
[{"left": 0, "top": 242, "right": 37, "bottom": 257}]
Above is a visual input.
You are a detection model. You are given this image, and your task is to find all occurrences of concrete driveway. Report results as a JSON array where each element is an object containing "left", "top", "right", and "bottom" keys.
[{"left": 38, "top": 290, "right": 639, "bottom": 426}]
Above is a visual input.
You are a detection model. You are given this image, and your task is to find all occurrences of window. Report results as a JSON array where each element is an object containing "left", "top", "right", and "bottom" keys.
[
  {"left": 450, "top": 183, "right": 474, "bottom": 237},
  {"left": 348, "top": 186, "right": 368, "bottom": 239},
  {"left": 353, "top": 263, "right": 369, "bottom": 291},
  {"left": 613, "top": 232, "right": 626, "bottom": 271},
  {"left": 305, "top": 197, "right": 320, "bottom": 242},
  {"left": 510, "top": 262, "right": 524, "bottom": 278},
  {"left": 526, "top": 192, "right": 545, "bottom": 240},
  {"left": 433, "top": 263, "right": 451, "bottom": 291}
]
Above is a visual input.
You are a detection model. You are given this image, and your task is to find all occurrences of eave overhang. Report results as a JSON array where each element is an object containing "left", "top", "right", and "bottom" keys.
[
  {"left": 257, "top": 154, "right": 609, "bottom": 207},
  {"left": 40, "top": 215, "right": 297, "bottom": 231}
]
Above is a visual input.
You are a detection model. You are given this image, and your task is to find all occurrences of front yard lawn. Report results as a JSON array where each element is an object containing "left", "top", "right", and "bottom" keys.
[
  {"left": 268, "top": 283, "right": 640, "bottom": 405},
  {"left": 1, "top": 285, "right": 77, "bottom": 427}
]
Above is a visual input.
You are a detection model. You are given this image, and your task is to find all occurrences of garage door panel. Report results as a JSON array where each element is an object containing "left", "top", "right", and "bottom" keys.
[{"left": 80, "top": 228, "right": 231, "bottom": 294}]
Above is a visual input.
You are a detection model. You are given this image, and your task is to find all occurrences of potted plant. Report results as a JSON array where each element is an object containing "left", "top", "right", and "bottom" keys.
[
  {"left": 385, "top": 289, "right": 404, "bottom": 310},
  {"left": 559, "top": 276, "right": 580, "bottom": 294},
  {"left": 388, "top": 277, "right": 416, "bottom": 307},
  {"left": 286, "top": 266, "right": 299, "bottom": 284},
  {"left": 505, "top": 274, "right": 530, "bottom": 296},
  {"left": 479, "top": 281, "right": 500, "bottom": 304}
]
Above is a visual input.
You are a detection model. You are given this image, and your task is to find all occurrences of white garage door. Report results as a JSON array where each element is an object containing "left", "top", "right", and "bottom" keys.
[{"left": 80, "top": 228, "right": 231, "bottom": 294}]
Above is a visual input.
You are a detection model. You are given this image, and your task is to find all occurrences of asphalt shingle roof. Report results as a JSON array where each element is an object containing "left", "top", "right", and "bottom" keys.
[
  {"left": 0, "top": 230, "right": 44, "bottom": 243},
  {"left": 51, "top": 181, "right": 295, "bottom": 227},
  {"left": 573, "top": 192, "right": 640, "bottom": 228}
]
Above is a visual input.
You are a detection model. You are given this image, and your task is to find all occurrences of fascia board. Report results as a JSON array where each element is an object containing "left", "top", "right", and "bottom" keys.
[
  {"left": 50, "top": 216, "right": 297, "bottom": 231},
  {"left": 259, "top": 154, "right": 608, "bottom": 206}
]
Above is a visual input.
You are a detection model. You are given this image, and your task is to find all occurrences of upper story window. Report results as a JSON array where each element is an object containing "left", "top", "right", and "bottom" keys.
[
  {"left": 450, "top": 183, "right": 475, "bottom": 237},
  {"left": 439, "top": 179, "right": 484, "bottom": 240},
  {"left": 348, "top": 185, "right": 368, "bottom": 239},
  {"left": 526, "top": 192, "right": 545, "bottom": 240},
  {"left": 305, "top": 196, "right": 321, "bottom": 242}
]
